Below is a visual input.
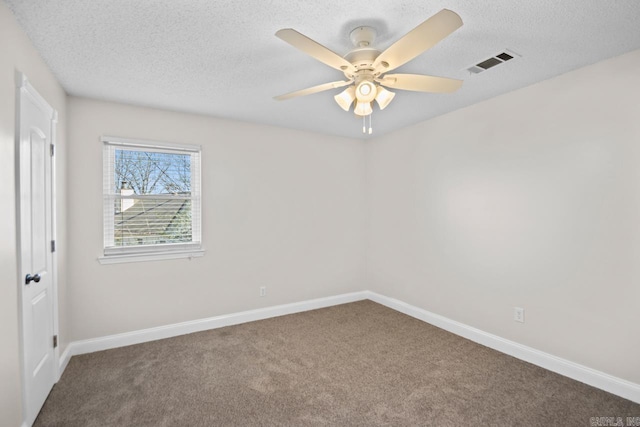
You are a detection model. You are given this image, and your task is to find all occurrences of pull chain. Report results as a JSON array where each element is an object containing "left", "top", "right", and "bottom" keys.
[{"left": 360, "top": 112, "right": 374, "bottom": 134}]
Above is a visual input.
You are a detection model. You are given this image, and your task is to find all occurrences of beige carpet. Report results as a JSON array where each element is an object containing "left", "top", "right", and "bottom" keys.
[{"left": 35, "top": 300, "right": 638, "bottom": 426}]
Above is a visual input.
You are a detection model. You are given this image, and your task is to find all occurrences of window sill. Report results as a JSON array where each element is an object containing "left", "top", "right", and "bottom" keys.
[{"left": 98, "top": 249, "right": 205, "bottom": 265}]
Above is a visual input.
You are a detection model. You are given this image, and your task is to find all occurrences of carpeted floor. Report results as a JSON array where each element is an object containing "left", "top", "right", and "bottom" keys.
[{"left": 35, "top": 300, "right": 639, "bottom": 426}]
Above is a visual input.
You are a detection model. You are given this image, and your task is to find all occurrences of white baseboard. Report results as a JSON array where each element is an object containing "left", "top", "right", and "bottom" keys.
[
  {"left": 365, "top": 291, "right": 640, "bottom": 404},
  {"left": 59, "top": 291, "right": 368, "bottom": 372},
  {"left": 58, "top": 343, "right": 73, "bottom": 377},
  {"left": 58, "top": 290, "right": 639, "bottom": 405}
]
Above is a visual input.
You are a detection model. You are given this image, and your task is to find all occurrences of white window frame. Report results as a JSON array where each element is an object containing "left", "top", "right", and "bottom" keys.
[{"left": 99, "top": 136, "right": 204, "bottom": 264}]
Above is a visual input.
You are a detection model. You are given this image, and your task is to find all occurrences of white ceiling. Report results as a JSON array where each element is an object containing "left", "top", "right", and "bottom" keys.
[{"left": 6, "top": 0, "right": 640, "bottom": 139}]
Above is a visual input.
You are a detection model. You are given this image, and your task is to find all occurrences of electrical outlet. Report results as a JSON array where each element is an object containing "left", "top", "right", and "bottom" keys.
[
  {"left": 259, "top": 286, "right": 267, "bottom": 297},
  {"left": 514, "top": 307, "right": 524, "bottom": 323}
]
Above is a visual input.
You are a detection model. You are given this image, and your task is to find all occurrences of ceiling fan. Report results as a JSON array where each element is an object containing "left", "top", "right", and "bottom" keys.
[{"left": 274, "top": 9, "right": 464, "bottom": 133}]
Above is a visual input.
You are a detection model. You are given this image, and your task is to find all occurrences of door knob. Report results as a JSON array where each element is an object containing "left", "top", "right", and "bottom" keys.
[{"left": 25, "top": 273, "right": 41, "bottom": 285}]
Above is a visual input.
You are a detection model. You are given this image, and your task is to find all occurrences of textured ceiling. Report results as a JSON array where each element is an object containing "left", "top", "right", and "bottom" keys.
[{"left": 5, "top": 0, "right": 640, "bottom": 138}]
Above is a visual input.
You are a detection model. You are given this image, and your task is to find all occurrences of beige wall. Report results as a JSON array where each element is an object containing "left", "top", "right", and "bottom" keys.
[
  {"left": 367, "top": 49, "right": 640, "bottom": 383},
  {"left": 0, "top": 3, "right": 68, "bottom": 426},
  {"left": 66, "top": 98, "right": 367, "bottom": 341}
]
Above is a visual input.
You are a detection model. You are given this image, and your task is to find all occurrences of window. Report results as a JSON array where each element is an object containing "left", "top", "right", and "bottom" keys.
[{"left": 100, "top": 136, "right": 203, "bottom": 263}]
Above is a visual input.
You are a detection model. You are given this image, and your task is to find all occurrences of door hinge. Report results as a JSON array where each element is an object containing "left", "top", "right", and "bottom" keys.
[
  {"left": 53, "top": 335, "right": 58, "bottom": 348},
  {"left": 51, "top": 240, "right": 56, "bottom": 252},
  {"left": 50, "top": 143, "right": 55, "bottom": 156}
]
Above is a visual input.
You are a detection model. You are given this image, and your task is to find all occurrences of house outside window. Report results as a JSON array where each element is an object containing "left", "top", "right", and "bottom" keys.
[{"left": 101, "top": 136, "right": 203, "bottom": 263}]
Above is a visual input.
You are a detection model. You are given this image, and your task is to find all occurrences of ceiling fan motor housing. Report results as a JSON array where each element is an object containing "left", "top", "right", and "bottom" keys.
[
  {"left": 344, "top": 26, "right": 381, "bottom": 80},
  {"left": 344, "top": 48, "right": 380, "bottom": 72}
]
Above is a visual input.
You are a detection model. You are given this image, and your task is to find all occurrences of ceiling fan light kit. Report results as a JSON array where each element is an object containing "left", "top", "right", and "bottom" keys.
[
  {"left": 355, "top": 81, "right": 376, "bottom": 102},
  {"left": 354, "top": 101, "right": 373, "bottom": 117},
  {"left": 334, "top": 86, "right": 356, "bottom": 111},
  {"left": 375, "top": 86, "right": 395, "bottom": 110},
  {"left": 274, "top": 9, "right": 464, "bottom": 134}
]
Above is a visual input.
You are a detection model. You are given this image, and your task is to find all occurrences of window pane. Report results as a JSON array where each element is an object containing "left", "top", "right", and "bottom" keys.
[
  {"left": 114, "top": 149, "right": 191, "bottom": 196},
  {"left": 113, "top": 197, "right": 192, "bottom": 246},
  {"left": 103, "top": 139, "right": 201, "bottom": 256}
]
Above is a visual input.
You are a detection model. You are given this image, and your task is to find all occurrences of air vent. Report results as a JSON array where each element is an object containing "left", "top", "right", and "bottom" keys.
[
  {"left": 466, "top": 49, "right": 519, "bottom": 74},
  {"left": 496, "top": 52, "right": 514, "bottom": 62},
  {"left": 477, "top": 57, "right": 502, "bottom": 70}
]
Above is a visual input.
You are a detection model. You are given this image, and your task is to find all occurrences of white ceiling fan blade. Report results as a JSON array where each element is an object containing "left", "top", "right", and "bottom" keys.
[
  {"left": 377, "top": 74, "right": 463, "bottom": 93},
  {"left": 373, "top": 9, "right": 463, "bottom": 74},
  {"left": 274, "top": 80, "right": 353, "bottom": 101},
  {"left": 276, "top": 29, "right": 357, "bottom": 74}
]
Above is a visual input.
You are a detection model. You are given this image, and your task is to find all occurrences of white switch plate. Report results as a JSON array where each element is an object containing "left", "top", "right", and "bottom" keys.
[
  {"left": 514, "top": 307, "right": 524, "bottom": 323},
  {"left": 259, "top": 286, "right": 266, "bottom": 297}
]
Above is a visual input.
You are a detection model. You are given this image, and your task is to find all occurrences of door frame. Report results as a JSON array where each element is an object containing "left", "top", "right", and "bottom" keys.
[{"left": 15, "top": 71, "right": 60, "bottom": 424}]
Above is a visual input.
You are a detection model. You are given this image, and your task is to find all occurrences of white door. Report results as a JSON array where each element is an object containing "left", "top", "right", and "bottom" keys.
[{"left": 17, "top": 74, "right": 58, "bottom": 426}]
